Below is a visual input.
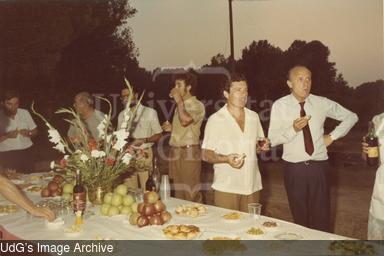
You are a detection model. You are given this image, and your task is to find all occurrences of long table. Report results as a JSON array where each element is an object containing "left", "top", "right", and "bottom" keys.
[{"left": 0, "top": 173, "right": 351, "bottom": 240}]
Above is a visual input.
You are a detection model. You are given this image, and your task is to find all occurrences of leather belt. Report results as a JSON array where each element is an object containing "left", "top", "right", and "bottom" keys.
[{"left": 171, "top": 145, "right": 199, "bottom": 149}]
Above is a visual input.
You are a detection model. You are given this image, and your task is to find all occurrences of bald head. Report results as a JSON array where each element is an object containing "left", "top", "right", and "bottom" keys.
[
  {"left": 288, "top": 66, "right": 311, "bottom": 81},
  {"left": 73, "top": 92, "right": 94, "bottom": 117}
]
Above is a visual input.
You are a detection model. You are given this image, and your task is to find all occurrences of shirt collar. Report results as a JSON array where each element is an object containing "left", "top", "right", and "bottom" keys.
[{"left": 289, "top": 93, "right": 313, "bottom": 106}]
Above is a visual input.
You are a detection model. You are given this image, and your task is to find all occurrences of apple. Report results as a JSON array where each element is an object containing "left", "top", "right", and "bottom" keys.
[
  {"left": 120, "top": 206, "right": 133, "bottom": 215},
  {"left": 114, "top": 184, "right": 128, "bottom": 196},
  {"left": 100, "top": 204, "right": 110, "bottom": 216},
  {"left": 51, "top": 187, "right": 63, "bottom": 197},
  {"left": 153, "top": 200, "right": 166, "bottom": 213},
  {"left": 137, "top": 216, "right": 149, "bottom": 227},
  {"left": 108, "top": 206, "right": 120, "bottom": 216},
  {"left": 160, "top": 211, "right": 172, "bottom": 223},
  {"left": 103, "top": 192, "right": 114, "bottom": 204},
  {"left": 149, "top": 214, "right": 164, "bottom": 225},
  {"left": 142, "top": 203, "right": 156, "bottom": 216},
  {"left": 53, "top": 175, "right": 64, "bottom": 184},
  {"left": 63, "top": 183, "right": 74, "bottom": 194},
  {"left": 47, "top": 181, "right": 59, "bottom": 192},
  {"left": 131, "top": 202, "right": 138, "bottom": 213},
  {"left": 129, "top": 212, "right": 140, "bottom": 225},
  {"left": 111, "top": 194, "right": 123, "bottom": 206},
  {"left": 144, "top": 191, "right": 159, "bottom": 204},
  {"left": 123, "top": 194, "right": 135, "bottom": 206},
  {"left": 41, "top": 187, "right": 50, "bottom": 197}
]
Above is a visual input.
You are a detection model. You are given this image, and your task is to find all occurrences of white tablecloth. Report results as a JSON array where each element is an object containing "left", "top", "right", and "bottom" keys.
[{"left": 0, "top": 173, "right": 351, "bottom": 240}]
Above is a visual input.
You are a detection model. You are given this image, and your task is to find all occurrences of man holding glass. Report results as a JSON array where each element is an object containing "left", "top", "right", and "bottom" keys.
[
  {"left": 162, "top": 72, "right": 205, "bottom": 202},
  {"left": 202, "top": 73, "right": 269, "bottom": 212}
]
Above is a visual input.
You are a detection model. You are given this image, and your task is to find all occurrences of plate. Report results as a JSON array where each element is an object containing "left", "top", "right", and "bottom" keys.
[
  {"left": 221, "top": 212, "right": 243, "bottom": 223},
  {"left": 202, "top": 231, "right": 241, "bottom": 240},
  {"left": 262, "top": 221, "right": 279, "bottom": 230},
  {"left": 162, "top": 224, "right": 201, "bottom": 240},
  {"left": 45, "top": 217, "right": 65, "bottom": 228},
  {"left": 274, "top": 232, "right": 303, "bottom": 240},
  {"left": 174, "top": 204, "right": 207, "bottom": 218},
  {"left": 245, "top": 227, "right": 267, "bottom": 238}
]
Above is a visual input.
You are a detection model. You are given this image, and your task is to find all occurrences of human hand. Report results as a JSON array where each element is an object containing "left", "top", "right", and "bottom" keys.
[
  {"left": 293, "top": 116, "right": 310, "bottom": 132},
  {"left": 162, "top": 121, "right": 172, "bottom": 132},
  {"left": 169, "top": 88, "right": 183, "bottom": 104},
  {"left": 29, "top": 206, "right": 56, "bottom": 222},
  {"left": 227, "top": 153, "right": 246, "bottom": 169},
  {"left": 7, "top": 130, "right": 18, "bottom": 139},
  {"left": 256, "top": 138, "right": 270, "bottom": 153},
  {"left": 362, "top": 137, "right": 368, "bottom": 160},
  {"left": 130, "top": 139, "right": 145, "bottom": 147},
  {"left": 19, "top": 129, "right": 30, "bottom": 137},
  {"left": 323, "top": 134, "right": 333, "bottom": 147}
]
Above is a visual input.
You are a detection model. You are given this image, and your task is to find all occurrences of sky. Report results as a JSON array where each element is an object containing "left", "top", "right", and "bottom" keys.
[{"left": 127, "top": 0, "right": 383, "bottom": 87}]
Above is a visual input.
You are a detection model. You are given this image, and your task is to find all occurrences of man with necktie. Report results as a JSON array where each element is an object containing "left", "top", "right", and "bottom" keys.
[{"left": 268, "top": 65, "right": 358, "bottom": 232}]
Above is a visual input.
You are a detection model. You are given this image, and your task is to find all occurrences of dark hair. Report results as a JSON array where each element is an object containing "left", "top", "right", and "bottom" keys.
[
  {"left": 172, "top": 71, "right": 197, "bottom": 95},
  {"left": 2, "top": 90, "right": 20, "bottom": 101},
  {"left": 221, "top": 73, "right": 248, "bottom": 93}
]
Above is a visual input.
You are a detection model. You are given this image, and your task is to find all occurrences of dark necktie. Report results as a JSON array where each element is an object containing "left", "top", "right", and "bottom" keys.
[{"left": 299, "top": 102, "right": 314, "bottom": 156}]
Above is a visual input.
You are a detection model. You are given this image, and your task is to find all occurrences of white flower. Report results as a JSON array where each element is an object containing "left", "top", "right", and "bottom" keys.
[
  {"left": 120, "top": 111, "right": 131, "bottom": 130},
  {"left": 50, "top": 161, "right": 55, "bottom": 170},
  {"left": 53, "top": 143, "right": 65, "bottom": 153},
  {"left": 105, "top": 135, "right": 112, "bottom": 143},
  {"left": 48, "top": 129, "right": 61, "bottom": 144},
  {"left": 75, "top": 150, "right": 82, "bottom": 154},
  {"left": 122, "top": 153, "right": 132, "bottom": 165},
  {"left": 64, "top": 155, "right": 69, "bottom": 160},
  {"left": 97, "top": 115, "right": 109, "bottom": 139},
  {"left": 113, "top": 130, "right": 129, "bottom": 151},
  {"left": 91, "top": 150, "right": 106, "bottom": 158},
  {"left": 80, "top": 154, "right": 89, "bottom": 162}
]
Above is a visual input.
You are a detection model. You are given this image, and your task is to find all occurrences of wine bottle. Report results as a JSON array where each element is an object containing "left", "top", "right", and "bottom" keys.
[
  {"left": 146, "top": 157, "right": 160, "bottom": 192},
  {"left": 366, "top": 121, "right": 379, "bottom": 166},
  {"left": 73, "top": 169, "right": 86, "bottom": 215}
]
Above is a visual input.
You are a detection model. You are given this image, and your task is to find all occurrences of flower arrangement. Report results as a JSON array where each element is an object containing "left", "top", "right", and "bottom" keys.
[{"left": 32, "top": 79, "right": 146, "bottom": 195}]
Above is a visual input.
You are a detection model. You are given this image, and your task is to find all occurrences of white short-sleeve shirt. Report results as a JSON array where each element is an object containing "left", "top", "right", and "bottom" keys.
[
  {"left": 117, "top": 104, "right": 162, "bottom": 149},
  {"left": 202, "top": 105, "right": 265, "bottom": 195},
  {"left": 0, "top": 108, "right": 37, "bottom": 152}
]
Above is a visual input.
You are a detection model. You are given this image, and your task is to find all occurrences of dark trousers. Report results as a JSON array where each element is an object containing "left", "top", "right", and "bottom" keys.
[
  {"left": 0, "top": 147, "right": 34, "bottom": 173},
  {"left": 283, "top": 160, "right": 331, "bottom": 232}
]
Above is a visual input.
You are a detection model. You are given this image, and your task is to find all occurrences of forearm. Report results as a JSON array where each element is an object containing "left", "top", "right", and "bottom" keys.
[
  {"left": 0, "top": 134, "right": 9, "bottom": 143},
  {"left": 176, "top": 101, "right": 194, "bottom": 126},
  {"left": 329, "top": 112, "right": 358, "bottom": 140},
  {"left": 146, "top": 133, "right": 162, "bottom": 143},
  {"left": 202, "top": 149, "right": 228, "bottom": 164},
  {"left": 269, "top": 125, "right": 298, "bottom": 147},
  {"left": 29, "top": 128, "right": 38, "bottom": 138},
  {"left": 0, "top": 176, "right": 36, "bottom": 213}
]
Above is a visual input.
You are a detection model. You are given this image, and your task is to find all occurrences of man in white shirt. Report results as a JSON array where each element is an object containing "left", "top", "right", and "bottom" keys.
[
  {"left": 67, "top": 92, "right": 105, "bottom": 142},
  {"left": 0, "top": 90, "right": 38, "bottom": 172},
  {"left": 202, "top": 73, "right": 270, "bottom": 212},
  {"left": 118, "top": 86, "right": 162, "bottom": 191},
  {"left": 268, "top": 65, "right": 358, "bottom": 232}
]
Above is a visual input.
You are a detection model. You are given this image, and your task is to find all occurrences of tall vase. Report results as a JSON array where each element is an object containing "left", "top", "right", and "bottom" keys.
[{"left": 87, "top": 183, "right": 112, "bottom": 205}]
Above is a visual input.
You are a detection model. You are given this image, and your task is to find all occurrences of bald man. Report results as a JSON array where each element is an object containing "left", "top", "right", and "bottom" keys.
[
  {"left": 268, "top": 65, "right": 358, "bottom": 232},
  {"left": 67, "top": 92, "right": 106, "bottom": 141}
]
